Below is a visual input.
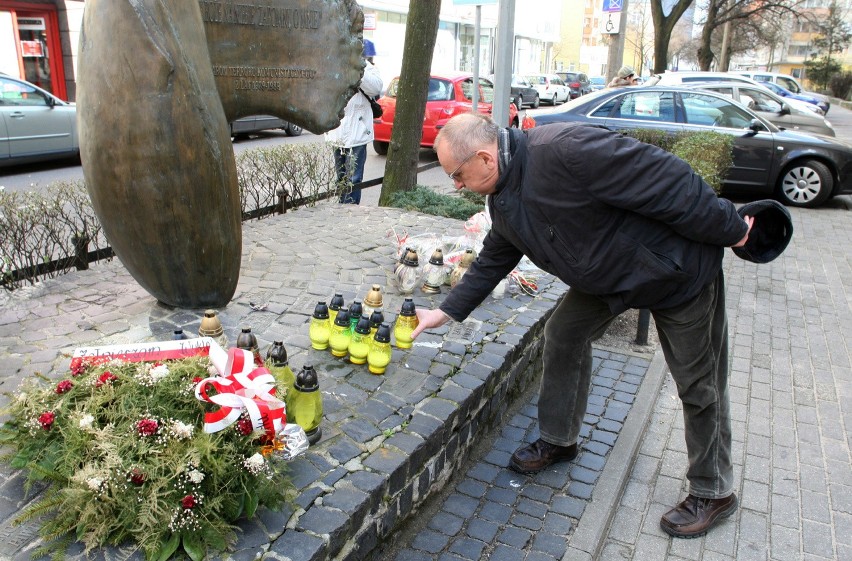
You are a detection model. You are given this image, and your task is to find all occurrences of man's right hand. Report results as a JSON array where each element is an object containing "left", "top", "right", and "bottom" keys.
[{"left": 411, "top": 308, "right": 452, "bottom": 339}]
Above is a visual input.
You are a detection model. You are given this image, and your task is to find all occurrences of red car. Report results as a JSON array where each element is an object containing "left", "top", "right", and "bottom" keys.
[{"left": 372, "top": 72, "right": 519, "bottom": 155}]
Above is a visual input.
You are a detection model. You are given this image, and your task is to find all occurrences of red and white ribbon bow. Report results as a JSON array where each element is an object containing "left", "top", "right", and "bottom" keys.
[{"left": 194, "top": 348, "right": 286, "bottom": 439}]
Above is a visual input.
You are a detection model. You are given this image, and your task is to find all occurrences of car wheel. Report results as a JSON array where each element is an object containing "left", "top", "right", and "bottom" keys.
[
  {"left": 532, "top": 94, "right": 540, "bottom": 109},
  {"left": 285, "top": 122, "right": 303, "bottom": 136},
  {"left": 373, "top": 140, "right": 389, "bottom": 155},
  {"left": 777, "top": 160, "right": 833, "bottom": 208},
  {"left": 514, "top": 95, "right": 523, "bottom": 110}
]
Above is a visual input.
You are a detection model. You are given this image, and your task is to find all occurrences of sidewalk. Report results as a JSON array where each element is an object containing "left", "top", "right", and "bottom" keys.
[
  {"left": 1, "top": 111, "right": 850, "bottom": 561},
  {"left": 367, "top": 111, "right": 852, "bottom": 561}
]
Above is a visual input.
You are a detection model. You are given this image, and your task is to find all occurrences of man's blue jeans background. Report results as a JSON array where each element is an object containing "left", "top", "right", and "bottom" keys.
[{"left": 335, "top": 144, "right": 367, "bottom": 205}]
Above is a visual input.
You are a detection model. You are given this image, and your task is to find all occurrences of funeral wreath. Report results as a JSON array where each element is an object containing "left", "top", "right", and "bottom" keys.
[{"left": 0, "top": 346, "right": 296, "bottom": 561}]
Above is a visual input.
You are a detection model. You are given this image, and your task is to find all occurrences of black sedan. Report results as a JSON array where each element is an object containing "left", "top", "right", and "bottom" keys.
[{"left": 529, "top": 86, "right": 852, "bottom": 208}]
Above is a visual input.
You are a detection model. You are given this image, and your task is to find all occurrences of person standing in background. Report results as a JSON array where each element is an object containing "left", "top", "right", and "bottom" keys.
[{"left": 326, "top": 39, "right": 383, "bottom": 204}]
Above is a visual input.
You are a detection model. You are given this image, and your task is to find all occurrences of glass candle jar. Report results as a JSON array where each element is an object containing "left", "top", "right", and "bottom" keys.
[
  {"left": 328, "top": 310, "right": 352, "bottom": 358},
  {"left": 393, "top": 298, "right": 419, "bottom": 349},
  {"left": 309, "top": 302, "right": 331, "bottom": 350},
  {"left": 348, "top": 315, "right": 373, "bottom": 365},
  {"left": 368, "top": 323, "right": 392, "bottom": 375}
]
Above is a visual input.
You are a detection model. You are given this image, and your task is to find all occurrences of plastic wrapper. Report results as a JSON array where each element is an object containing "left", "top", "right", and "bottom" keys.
[
  {"left": 277, "top": 423, "right": 309, "bottom": 460},
  {"left": 387, "top": 208, "right": 542, "bottom": 296}
]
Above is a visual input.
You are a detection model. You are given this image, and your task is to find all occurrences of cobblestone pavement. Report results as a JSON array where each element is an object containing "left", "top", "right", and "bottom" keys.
[
  {"left": 1, "top": 109, "right": 850, "bottom": 561},
  {"left": 370, "top": 111, "right": 852, "bottom": 560}
]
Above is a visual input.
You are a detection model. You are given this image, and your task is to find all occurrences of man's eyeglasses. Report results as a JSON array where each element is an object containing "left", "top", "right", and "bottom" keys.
[{"left": 448, "top": 151, "right": 478, "bottom": 181}]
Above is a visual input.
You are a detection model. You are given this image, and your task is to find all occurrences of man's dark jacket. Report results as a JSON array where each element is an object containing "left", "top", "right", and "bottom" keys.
[{"left": 440, "top": 123, "right": 748, "bottom": 320}]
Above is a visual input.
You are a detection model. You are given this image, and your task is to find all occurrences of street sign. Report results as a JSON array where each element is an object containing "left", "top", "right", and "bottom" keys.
[
  {"left": 601, "top": 11, "right": 621, "bottom": 34},
  {"left": 603, "top": 0, "right": 622, "bottom": 12}
]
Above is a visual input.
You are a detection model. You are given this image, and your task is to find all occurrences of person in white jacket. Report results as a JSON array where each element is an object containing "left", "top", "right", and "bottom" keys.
[{"left": 325, "top": 39, "right": 383, "bottom": 204}]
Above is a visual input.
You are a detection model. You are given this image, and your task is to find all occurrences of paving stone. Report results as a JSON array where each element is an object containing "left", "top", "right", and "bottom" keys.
[
  {"left": 447, "top": 536, "right": 486, "bottom": 560},
  {"left": 497, "top": 526, "right": 533, "bottom": 548},
  {"left": 465, "top": 518, "right": 499, "bottom": 543},
  {"left": 411, "top": 529, "right": 450, "bottom": 554}
]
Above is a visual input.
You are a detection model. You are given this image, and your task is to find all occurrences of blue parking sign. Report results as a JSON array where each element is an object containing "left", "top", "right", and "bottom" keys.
[{"left": 603, "top": 0, "right": 622, "bottom": 12}]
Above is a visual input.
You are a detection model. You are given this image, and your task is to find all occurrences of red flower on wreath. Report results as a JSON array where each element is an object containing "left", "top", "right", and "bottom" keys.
[
  {"left": 136, "top": 418, "right": 159, "bottom": 437},
  {"left": 71, "top": 362, "right": 88, "bottom": 377},
  {"left": 95, "top": 371, "right": 117, "bottom": 388},
  {"left": 181, "top": 494, "right": 196, "bottom": 509},
  {"left": 38, "top": 411, "right": 55, "bottom": 430},
  {"left": 55, "top": 380, "right": 73, "bottom": 394},
  {"left": 236, "top": 417, "right": 254, "bottom": 436},
  {"left": 129, "top": 468, "right": 146, "bottom": 486}
]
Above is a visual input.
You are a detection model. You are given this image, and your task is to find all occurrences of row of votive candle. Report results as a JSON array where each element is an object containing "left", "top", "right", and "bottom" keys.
[{"left": 308, "top": 296, "right": 419, "bottom": 374}]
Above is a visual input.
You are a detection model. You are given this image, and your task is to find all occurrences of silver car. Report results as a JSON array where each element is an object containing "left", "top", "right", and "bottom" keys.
[
  {"left": 688, "top": 82, "right": 835, "bottom": 137},
  {"left": 0, "top": 74, "right": 78, "bottom": 167}
]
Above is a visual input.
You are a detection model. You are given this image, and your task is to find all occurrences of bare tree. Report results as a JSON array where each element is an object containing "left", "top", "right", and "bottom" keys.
[
  {"left": 695, "top": 0, "right": 804, "bottom": 71},
  {"left": 626, "top": 0, "right": 654, "bottom": 75},
  {"left": 378, "top": 1, "right": 442, "bottom": 205},
  {"left": 650, "top": 0, "right": 695, "bottom": 73}
]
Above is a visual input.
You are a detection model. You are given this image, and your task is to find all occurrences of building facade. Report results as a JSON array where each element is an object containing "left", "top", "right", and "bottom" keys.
[
  {"left": 1, "top": 0, "right": 562, "bottom": 102},
  {"left": 1, "top": 0, "right": 84, "bottom": 100}
]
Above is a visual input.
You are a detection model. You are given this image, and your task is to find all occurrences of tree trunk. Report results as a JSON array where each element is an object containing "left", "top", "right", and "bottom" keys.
[
  {"left": 697, "top": 0, "right": 721, "bottom": 70},
  {"left": 378, "top": 1, "right": 442, "bottom": 206},
  {"left": 651, "top": 0, "right": 695, "bottom": 73}
]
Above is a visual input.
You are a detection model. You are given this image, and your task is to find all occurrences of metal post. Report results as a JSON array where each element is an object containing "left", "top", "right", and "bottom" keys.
[
  {"left": 605, "top": 0, "right": 630, "bottom": 83},
  {"left": 472, "top": 5, "right": 482, "bottom": 109},
  {"left": 491, "top": 0, "right": 515, "bottom": 128}
]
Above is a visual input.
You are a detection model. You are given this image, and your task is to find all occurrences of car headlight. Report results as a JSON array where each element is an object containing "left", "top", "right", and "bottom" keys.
[
  {"left": 825, "top": 120, "right": 832, "bottom": 128},
  {"left": 804, "top": 104, "right": 824, "bottom": 115}
]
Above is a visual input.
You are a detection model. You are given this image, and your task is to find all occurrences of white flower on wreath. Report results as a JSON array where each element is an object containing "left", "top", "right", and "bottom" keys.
[
  {"left": 187, "top": 469, "right": 205, "bottom": 484},
  {"left": 243, "top": 453, "right": 265, "bottom": 475},
  {"left": 79, "top": 414, "right": 95, "bottom": 429},
  {"left": 87, "top": 477, "right": 104, "bottom": 491},
  {"left": 169, "top": 420, "right": 194, "bottom": 440},
  {"left": 149, "top": 363, "right": 170, "bottom": 381}
]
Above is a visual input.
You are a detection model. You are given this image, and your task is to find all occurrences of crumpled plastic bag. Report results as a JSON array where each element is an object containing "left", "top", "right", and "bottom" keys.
[{"left": 277, "top": 423, "right": 309, "bottom": 460}]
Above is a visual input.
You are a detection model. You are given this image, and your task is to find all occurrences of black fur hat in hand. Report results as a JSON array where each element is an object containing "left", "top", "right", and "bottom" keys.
[{"left": 732, "top": 200, "right": 793, "bottom": 264}]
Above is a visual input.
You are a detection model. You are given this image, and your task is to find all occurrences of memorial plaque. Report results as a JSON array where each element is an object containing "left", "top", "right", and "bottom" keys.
[
  {"left": 77, "top": 0, "right": 364, "bottom": 308},
  {"left": 202, "top": 0, "right": 365, "bottom": 132}
]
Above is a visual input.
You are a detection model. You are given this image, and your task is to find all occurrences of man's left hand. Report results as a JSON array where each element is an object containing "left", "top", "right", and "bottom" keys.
[{"left": 732, "top": 215, "right": 755, "bottom": 248}]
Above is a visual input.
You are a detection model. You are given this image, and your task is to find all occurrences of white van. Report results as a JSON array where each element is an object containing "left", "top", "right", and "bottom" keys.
[{"left": 730, "top": 71, "right": 831, "bottom": 113}]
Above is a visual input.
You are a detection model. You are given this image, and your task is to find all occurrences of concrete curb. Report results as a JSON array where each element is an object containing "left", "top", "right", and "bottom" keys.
[{"left": 562, "top": 346, "right": 668, "bottom": 561}]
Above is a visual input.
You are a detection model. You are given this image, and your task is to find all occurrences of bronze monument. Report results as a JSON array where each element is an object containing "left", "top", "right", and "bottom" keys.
[{"left": 77, "top": 0, "right": 364, "bottom": 308}]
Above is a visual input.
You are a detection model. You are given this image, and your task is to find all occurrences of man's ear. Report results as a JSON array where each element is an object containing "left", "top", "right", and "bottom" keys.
[{"left": 477, "top": 149, "right": 498, "bottom": 168}]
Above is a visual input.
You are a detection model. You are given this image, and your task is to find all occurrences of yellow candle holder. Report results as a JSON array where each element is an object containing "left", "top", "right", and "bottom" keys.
[
  {"left": 368, "top": 324, "right": 392, "bottom": 374},
  {"left": 348, "top": 315, "right": 372, "bottom": 365},
  {"left": 329, "top": 310, "right": 352, "bottom": 357},
  {"left": 394, "top": 298, "right": 418, "bottom": 349}
]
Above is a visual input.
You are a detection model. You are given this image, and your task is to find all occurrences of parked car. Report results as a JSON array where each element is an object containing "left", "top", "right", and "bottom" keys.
[
  {"left": 687, "top": 82, "right": 835, "bottom": 137},
  {"left": 557, "top": 71, "right": 592, "bottom": 98},
  {"left": 372, "top": 72, "right": 519, "bottom": 155},
  {"left": 0, "top": 74, "right": 78, "bottom": 167},
  {"left": 527, "top": 73, "right": 571, "bottom": 105},
  {"left": 527, "top": 86, "right": 852, "bottom": 207},
  {"left": 731, "top": 71, "right": 830, "bottom": 114},
  {"left": 589, "top": 76, "right": 606, "bottom": 92},
  {"left": 758, "top": 82, "right": 829, "bottom": 115},
  {"left": 508, "top": 74, "right": 540, "bottom": 109},
  {"left": 229, "top": 115, "right": 303, "bottom": 140},
  {"left": 651, "top": 70, "right": 826, "bottom": 114}
]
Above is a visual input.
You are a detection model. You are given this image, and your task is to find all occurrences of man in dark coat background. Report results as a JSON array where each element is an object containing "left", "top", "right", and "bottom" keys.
[{"left": 411, "top": 112, "right": 754, "bottom": 539}]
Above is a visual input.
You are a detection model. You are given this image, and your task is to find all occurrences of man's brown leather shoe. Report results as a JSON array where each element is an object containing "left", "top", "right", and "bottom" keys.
[
  {"left": 509, "top": 439, "right": 578, "bottom": 473},
  {"left": 660, "top": 493, "right": 738, "bottom": 538}
]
